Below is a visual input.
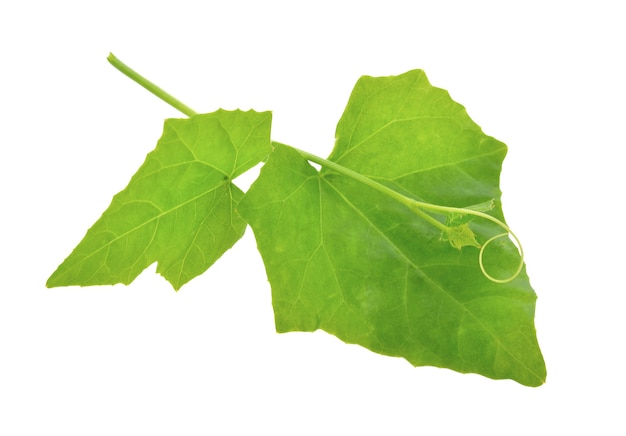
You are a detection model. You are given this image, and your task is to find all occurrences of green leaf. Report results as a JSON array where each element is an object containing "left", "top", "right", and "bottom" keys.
[
  {"left": 238, "top": 70, "right": 545, "bottom": 386},
  {"left": 441, "top": 223, "right": 481, "bottom": 249},
  {"left": 47, "top": 109, "right": 271, "bottom": 290}
]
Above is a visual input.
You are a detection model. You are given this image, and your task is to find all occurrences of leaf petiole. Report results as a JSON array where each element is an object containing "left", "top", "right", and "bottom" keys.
[{"left": 107, "top": 53, "right": 199, "bottom": 117}]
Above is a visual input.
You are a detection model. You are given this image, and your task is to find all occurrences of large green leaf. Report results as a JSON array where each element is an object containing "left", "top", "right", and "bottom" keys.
[
  {"left": 47, "top": 109, "right": 271, "bottom": 290},
  {"left": 238, "top": 70, "right": 545, "bottom": 386}
]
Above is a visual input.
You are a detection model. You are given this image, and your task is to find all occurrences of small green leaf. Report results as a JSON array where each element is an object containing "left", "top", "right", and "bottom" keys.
[
  {"left": 441, "top": 223, "right": 481, "bottom": 249},
  {"left": 239, "top": 70, "right": 545, "bottom": 386},
  {"left": 47, "top": 109, "right": 271, "bottom": 290}
]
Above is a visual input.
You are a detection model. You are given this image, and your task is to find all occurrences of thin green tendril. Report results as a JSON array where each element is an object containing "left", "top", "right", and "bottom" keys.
[
  {"left": 414, "top": 201, "right": 525, "bottom": 283},
  {"left": 478, "top": 230, "right": 524, "bottom": 284},
  {"left": 294, "top": 145, "right": 525, "bottom": 283}
]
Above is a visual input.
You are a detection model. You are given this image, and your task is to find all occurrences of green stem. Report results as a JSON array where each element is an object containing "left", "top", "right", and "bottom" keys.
[
  {"left": 108, "top": 54, "right": 524, "bottom": 283},
  {"left": 289, "top": 145, "right": 449, "bottom": 233},
  {"left": 289, "top": 145, "right": 516, "bottom": 234},
  {"left": 107, "top": 53, "right": 199, "bottom": 117}
]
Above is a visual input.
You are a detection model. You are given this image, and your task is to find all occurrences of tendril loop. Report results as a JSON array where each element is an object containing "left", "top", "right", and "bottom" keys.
[
  {"left": 411, "top": 199, "right": 526, "bottom": 284},
  {"left": 478, "top": 230, "right": 525, "bottom": 283}
]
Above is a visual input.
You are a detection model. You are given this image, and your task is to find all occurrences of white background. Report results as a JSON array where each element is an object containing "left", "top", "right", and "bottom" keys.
[{"left": 1, "top": 1, "right": 624, "bottom": 434}]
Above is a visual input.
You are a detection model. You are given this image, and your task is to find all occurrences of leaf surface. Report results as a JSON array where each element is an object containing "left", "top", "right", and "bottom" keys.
[
  {"left": 48, "top": 110, "right": 271, "bottom": 290},
  {"left": 238, "top": 71, "right": 545, "bottom": 386}
]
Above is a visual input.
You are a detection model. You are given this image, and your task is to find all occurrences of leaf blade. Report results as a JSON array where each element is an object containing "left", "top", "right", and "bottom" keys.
[
  {"left": 47, "top": 109, "right": 271, "bottom": 290},
  {"left": 239, "top": 71, "right": 545, "bottom": 386}
]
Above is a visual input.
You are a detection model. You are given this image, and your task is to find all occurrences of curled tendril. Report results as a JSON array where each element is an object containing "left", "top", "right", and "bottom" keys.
[
  {"left": 410, "top": 200, "right": 525, "bottom": 284},
  {"left": 478, "top": 230, "right": 524, "bottom": 283}
]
